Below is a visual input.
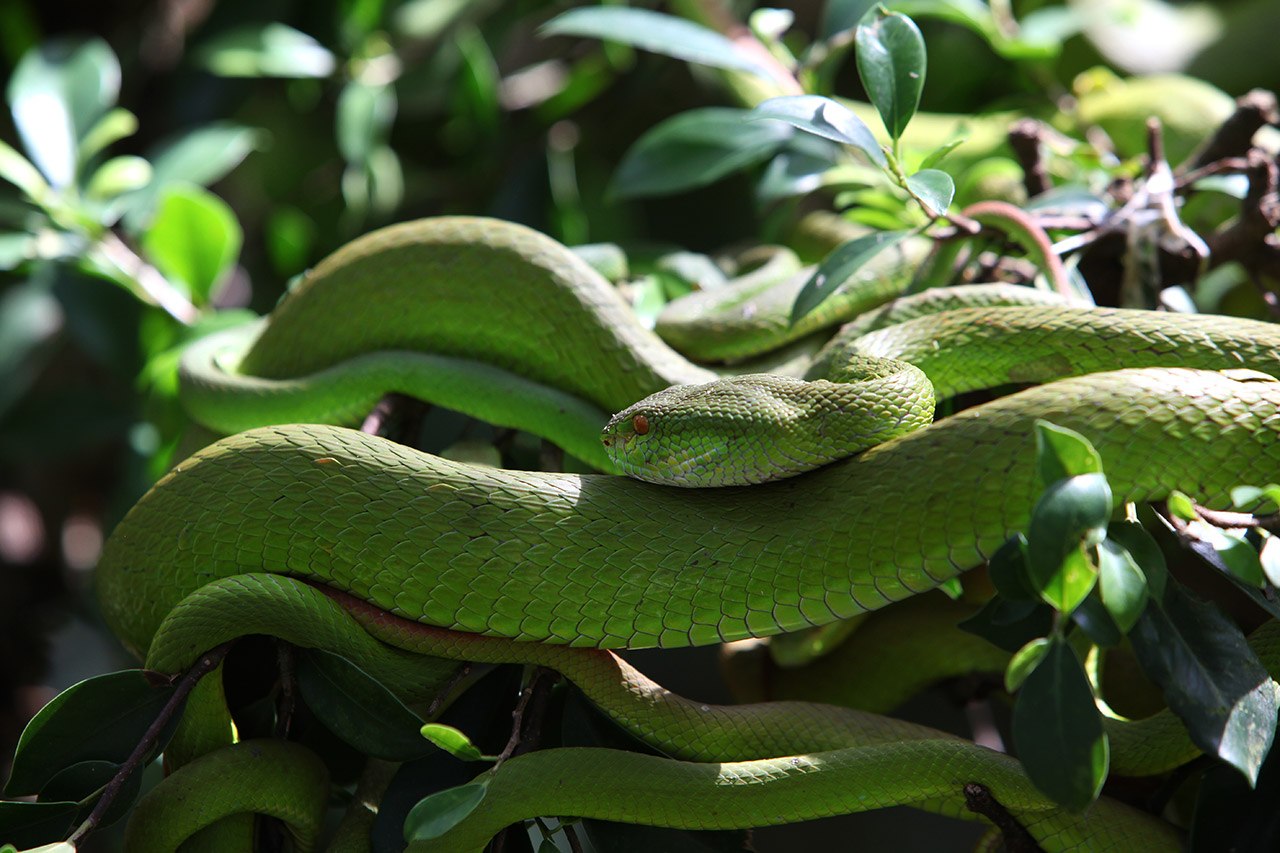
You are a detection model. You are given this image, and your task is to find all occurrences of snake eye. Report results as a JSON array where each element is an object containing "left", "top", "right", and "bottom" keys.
[{"left": 632, "top": 414, "right": 650, "bottom": 436}]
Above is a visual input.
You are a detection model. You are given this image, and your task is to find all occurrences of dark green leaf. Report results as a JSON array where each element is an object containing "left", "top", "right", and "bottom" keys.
[
  {"left": 403, "top": 781, "right": 489, "bottom": 842},
  {"left": 611, "top": 108, "right": 791, "bottom": 199},
  {"left": 1034, "top": 420, "right": 1103, "bottom": 486},
  {"left": 1096, "top": 538, "right": 1148, "bottom": 632},
  {"left": 855, "top": 8, "right": 926, "bottom": 140},
  {"left": 791, "top": 229, "right": 910, "bottom": 323},
  {"left": 4, "top": 670, "right": 175, "bottom": 796},
  {"left": 957, "top": 595, "right": 1054, "bottom": 653},
  {"left": 1011, "top": 637, "right": 1108, "bottom": 810},
  {"left": 0, "top": 801, "right": 77, "bottom": 850},
  {"left": 905, "top": 168, "right": 953, "bottom": 215},
  {"left": 987, "top": 535, "right": 1036, "bottom": 601},
  {"left": 199, "top": 23, "right": 335, "bottom": 78},
  {"left": 1105, "top": 520, "right": 1167, "bottom": 601},
  {"left": 7, "top": 37, "right": 119, "bottom": 186},
  {"left": 748, "top": 96, "right": 885, "bottom": 165},
  {"left": 756, "top": 135, "right": 841, "bottom": 203},
  {"left": 822, "top": 0, "right": 879, "bottom": 37},
  {"left": 419, "top": 724, "right": 487, "bottom": 762},
  {"left": 40, "top": 759, "right": 140, "bottom": 828},
  {"left": 1071, "top": 593, "right": 1122, "bottom": 648},
  {"left": 295, "top": 649, "right": 430, "bottom": 761},
  {"left": 1025, "top": 473, "right": 1111, "bottom": 613},
  {"left": 1005, "top": 637, "right": 1050, "bottom": 692},
  {"left": 540, "top": 8, "right": 773, "bottom": 79},
  {"left": 141, "top": 185, "right": 241, "bottom": 302},
  {"left": 1130, "top": 578, "right": 1279, "bottom": 785}
]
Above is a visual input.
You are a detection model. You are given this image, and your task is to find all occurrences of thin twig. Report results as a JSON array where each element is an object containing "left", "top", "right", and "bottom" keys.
[
  {"left": 1008, "top": 119, "right": 1052, "bottom": 198},
  {"left": 1183, "top": 89, "right": 1280, "bottom": 171},
  {"left": 67, "top": 643, "right": 232, "bottom": 844},
  {"left": 962, "top": 782, "right": 1044, "bottom": 852},
  {"left": 496, "top": 668, "right": 555, "bottom": 766},
  {"left": 1190, "top": 502, "right": 1280, "bottom": 535}
]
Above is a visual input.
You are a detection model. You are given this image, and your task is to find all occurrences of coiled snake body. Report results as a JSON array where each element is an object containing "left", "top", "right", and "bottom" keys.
[{"left": 97, "top": 217, "right": 1280, "bottom": 851}]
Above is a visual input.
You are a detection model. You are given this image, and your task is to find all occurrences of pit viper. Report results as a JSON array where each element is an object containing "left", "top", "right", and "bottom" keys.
[{"left": 96, "top": 216, "right": 1280, "bottom": 852}]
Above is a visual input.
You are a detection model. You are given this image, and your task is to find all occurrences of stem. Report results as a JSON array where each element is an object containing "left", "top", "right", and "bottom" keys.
[
  {"left": 93, "top": 232, "right": 199, "bottom": 325},
  {"left": 963, "top": 782, "right": 1044, "bottom": 852},
  {"left": 66, "top": 643, "right": 232, "bottom": 844}
]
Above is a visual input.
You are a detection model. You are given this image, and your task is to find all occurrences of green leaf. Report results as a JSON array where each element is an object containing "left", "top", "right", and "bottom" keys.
[
  {"left": 987, "top": 535, "right": 1036, "bottom": 601},
  {"left": 199, "top": 23, "right": 336, "bottom": 78},
  {"left": 1186, "top": 522, "right": 1265, "bottom": 588},
  {"left": 1034, "top": 420, "right": 1103, "bottom": 486},
  {"left": 1167, "top": 490, "right": 1198, "bottom": 521},
  {"left": 0, "top": 139, "right": 49, "bottom": 203},
  {"left": 540, "top": 7, "right": 773, "bottom": 80},
  {"left": 420, "top": 724, "right": 488, "bottom": 762},
  {"left": 756, "top": 135, "right": 841, "bottom": 203},
  {"left": 855, "top": 8, "right": 926, "bottom": 141},
  {"left": 1070, "top": 593, "right": 1122, "bottom": 648},
  {"left": 295, "top": 649, "right": 431, "bottom": 761},
  {"left": 917, "top": 137, "right": 967, "bottom": 170},
  {"left": 1011, "top": 637, "right": 1108, "bottom": 810},
  {"left": 141, "top": 184, "right": 241, "bottom": 303},
  {"left": 85, "top": 155, "right": 151, "bottom": 199},
  {"left": 40, "top": 759, "right": 141, "bottom": 828},
  {"left": 791, "top": 229, "right": 910, "bottom": 323},
  {"left": 7, "top": 37, "right": 120, "bottom": 187},
  {"left": 77, "top": 106, "right": 137, "bottom": 163},
  {"left": 957, "top": 596, "right": 1054, "bottom": 653},
  {"left": 1105, "top": 520, "right": 1167, "bottom": 601},
  {"left": 1095, "top": 538, "right": 1148, "bottom": 632},
  {"left": 611, "top": 108, "right": 791, "bottom": 199},
  {"left": 904, "top": 168, "right": 953, "bottom": 215},
  {"left": 1262, "top": 534, "right": 1280, "bottom": 588},
  {"left": 1005, "top": 637, "right": 1050, "bottom": 693},
  {"left": 1231, "top": 484, "right": 1280, "bottom": 513},
  {"left": 1024, "top": 473, "right": 1111, "bottom": 613},
  {"left": 748, "top": 96, "right": 885, "bottom": 166},
  {"left": 403, "top": 780, "right": 489, "bottom": 842},
  {"left": 4, "top": 670, "right": 175, "bottom": 796},
  {"left": 0, "top": 802, "right": 77, "bottom": 850},
  {"left": 121, "top": 124, "right": 260, "bottom": 230},
  {"left": 336, "top": 82, "right": 396, "bottom": 164},
  {"left": 1130, "top": 578, "right": 1279, "bottom": 785}
]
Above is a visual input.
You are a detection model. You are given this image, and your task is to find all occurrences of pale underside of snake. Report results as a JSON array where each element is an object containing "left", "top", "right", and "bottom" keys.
[{"left": 96, "top": 216, "right": 1280, "bottom": 851}]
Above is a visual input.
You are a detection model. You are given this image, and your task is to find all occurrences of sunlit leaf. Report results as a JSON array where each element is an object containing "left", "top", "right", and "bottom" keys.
[
  {"left": 541, "top": 7, "right": 773, "bottom": 80},
  {"left": 141, "top": 184, "right": 241, "bottom": 303},
  {"left": 748, "top": 95, "right": 885, "bottom": 165},
  {"left": 1024, "top": 473, "right": 1111, "bottom": 613},
  {"left": 904, "top": 168, "right": 953, "bottom": 215},
  {"left": 420, "top": 724, "right": 488, "bottom": 762},
  {"left": 1034, "top": 420, "right": 1103, "bottom": 487},
  {"left": 200, "top": 23, "right": 336, "bottom": 78}
]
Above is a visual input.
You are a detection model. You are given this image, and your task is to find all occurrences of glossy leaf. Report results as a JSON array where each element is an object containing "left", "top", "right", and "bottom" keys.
[
  {"left": 141, "top": 185, "right": 241, "bottom": 303},
  {"left": 200, "top": 23, "right": 335, "bottom": 78},
  {"left": 77, "top": 107, "right": 137, "bottom": 163},
  {"left": 1034, "top": 420, "right": 1103, "bottom": 486},
  {"left": 1005, "top": 637, "right": 1050, "bottom": 693},
  {"left": 40, "top": 759, "right": 140, "bottom": 827},
  {"left": 85, "top": 155, "right": 151, "bottom": 199},
  {"left": 611, "top": 108, "right": 791, "bottom": 199},
  {"left": 748, "top": 96, "right": 885, "bottom": 165},
  {"left": 1095, "top": 538, "right": 1148, "bottom": 632},
  {"left": 4, "top": 670, "right": 175, "bottom": 796},
  {"left": 957, "top": 596, "right": 1054, "bottom": 653},
  {"left": 1186, "top": 521, "right": 1265, "bottom": 588},
  {"left": 792, "top": 229, "right": 910, "bottom": 323},
  {"left": 420, "top": 724, "right": 488, "bottom": 762},
  {"left": 540, "top": 8, "right": 773, "bottom": 80},
  {"left": 1070, "top": 593, "right": 1122, "bottom": 648},
  {"left": 1024, "top": 473, "right": 1111, "bottom": 613},
  {"left": 1167, "top": 490, "right": 1198, "bottom": 521},
  {"left": 987, "top": 535, "right": 1036, "bottom": 601},
  {"left": 855, "top": 8, "right": 926, "bottom": 140},
  {"left": 0, "top": 802, "right": 77, "bottom": 850},
  {"left": 7, "top": 37, "right": 119, "bottom": 187},
  {"left": 296, "top": 649, "right": 430, "bottom": 761},
  {"left": 1130, "top": 578, "right": 1279, "bottom": 785},
  {"left": 1105, "top": 520, "right": 1167, "bottom": 601},
  {"left": 1231, "top": 484, "right": 1280, "bottom": 513},
  {"left": 756, "top": 135, "right": 841, "bottom": 203},
  {"left": 1011, "top": 637, "right": 1108, "bottom": 810},
  {"left": 904, "top": 168, "right": 953, "bottom": 215},
  {"left": 403, "top": 781, "right": 489, "bottom": 842}
]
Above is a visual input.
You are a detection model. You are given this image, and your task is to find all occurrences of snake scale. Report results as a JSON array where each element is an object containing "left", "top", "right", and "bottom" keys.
[{"left": 95, "top": 217, "right": 1280, "bottom": 851}]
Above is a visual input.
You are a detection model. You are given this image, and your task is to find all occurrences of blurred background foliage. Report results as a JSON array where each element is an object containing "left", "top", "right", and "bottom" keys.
[{"left": 0, "top": 0, "right": 1276, "bottom": 847}]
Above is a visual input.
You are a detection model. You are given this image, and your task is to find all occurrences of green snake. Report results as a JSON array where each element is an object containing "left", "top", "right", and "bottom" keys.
[{"left": 95, "top": 216, "right": 1280, "bottom": 851}]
